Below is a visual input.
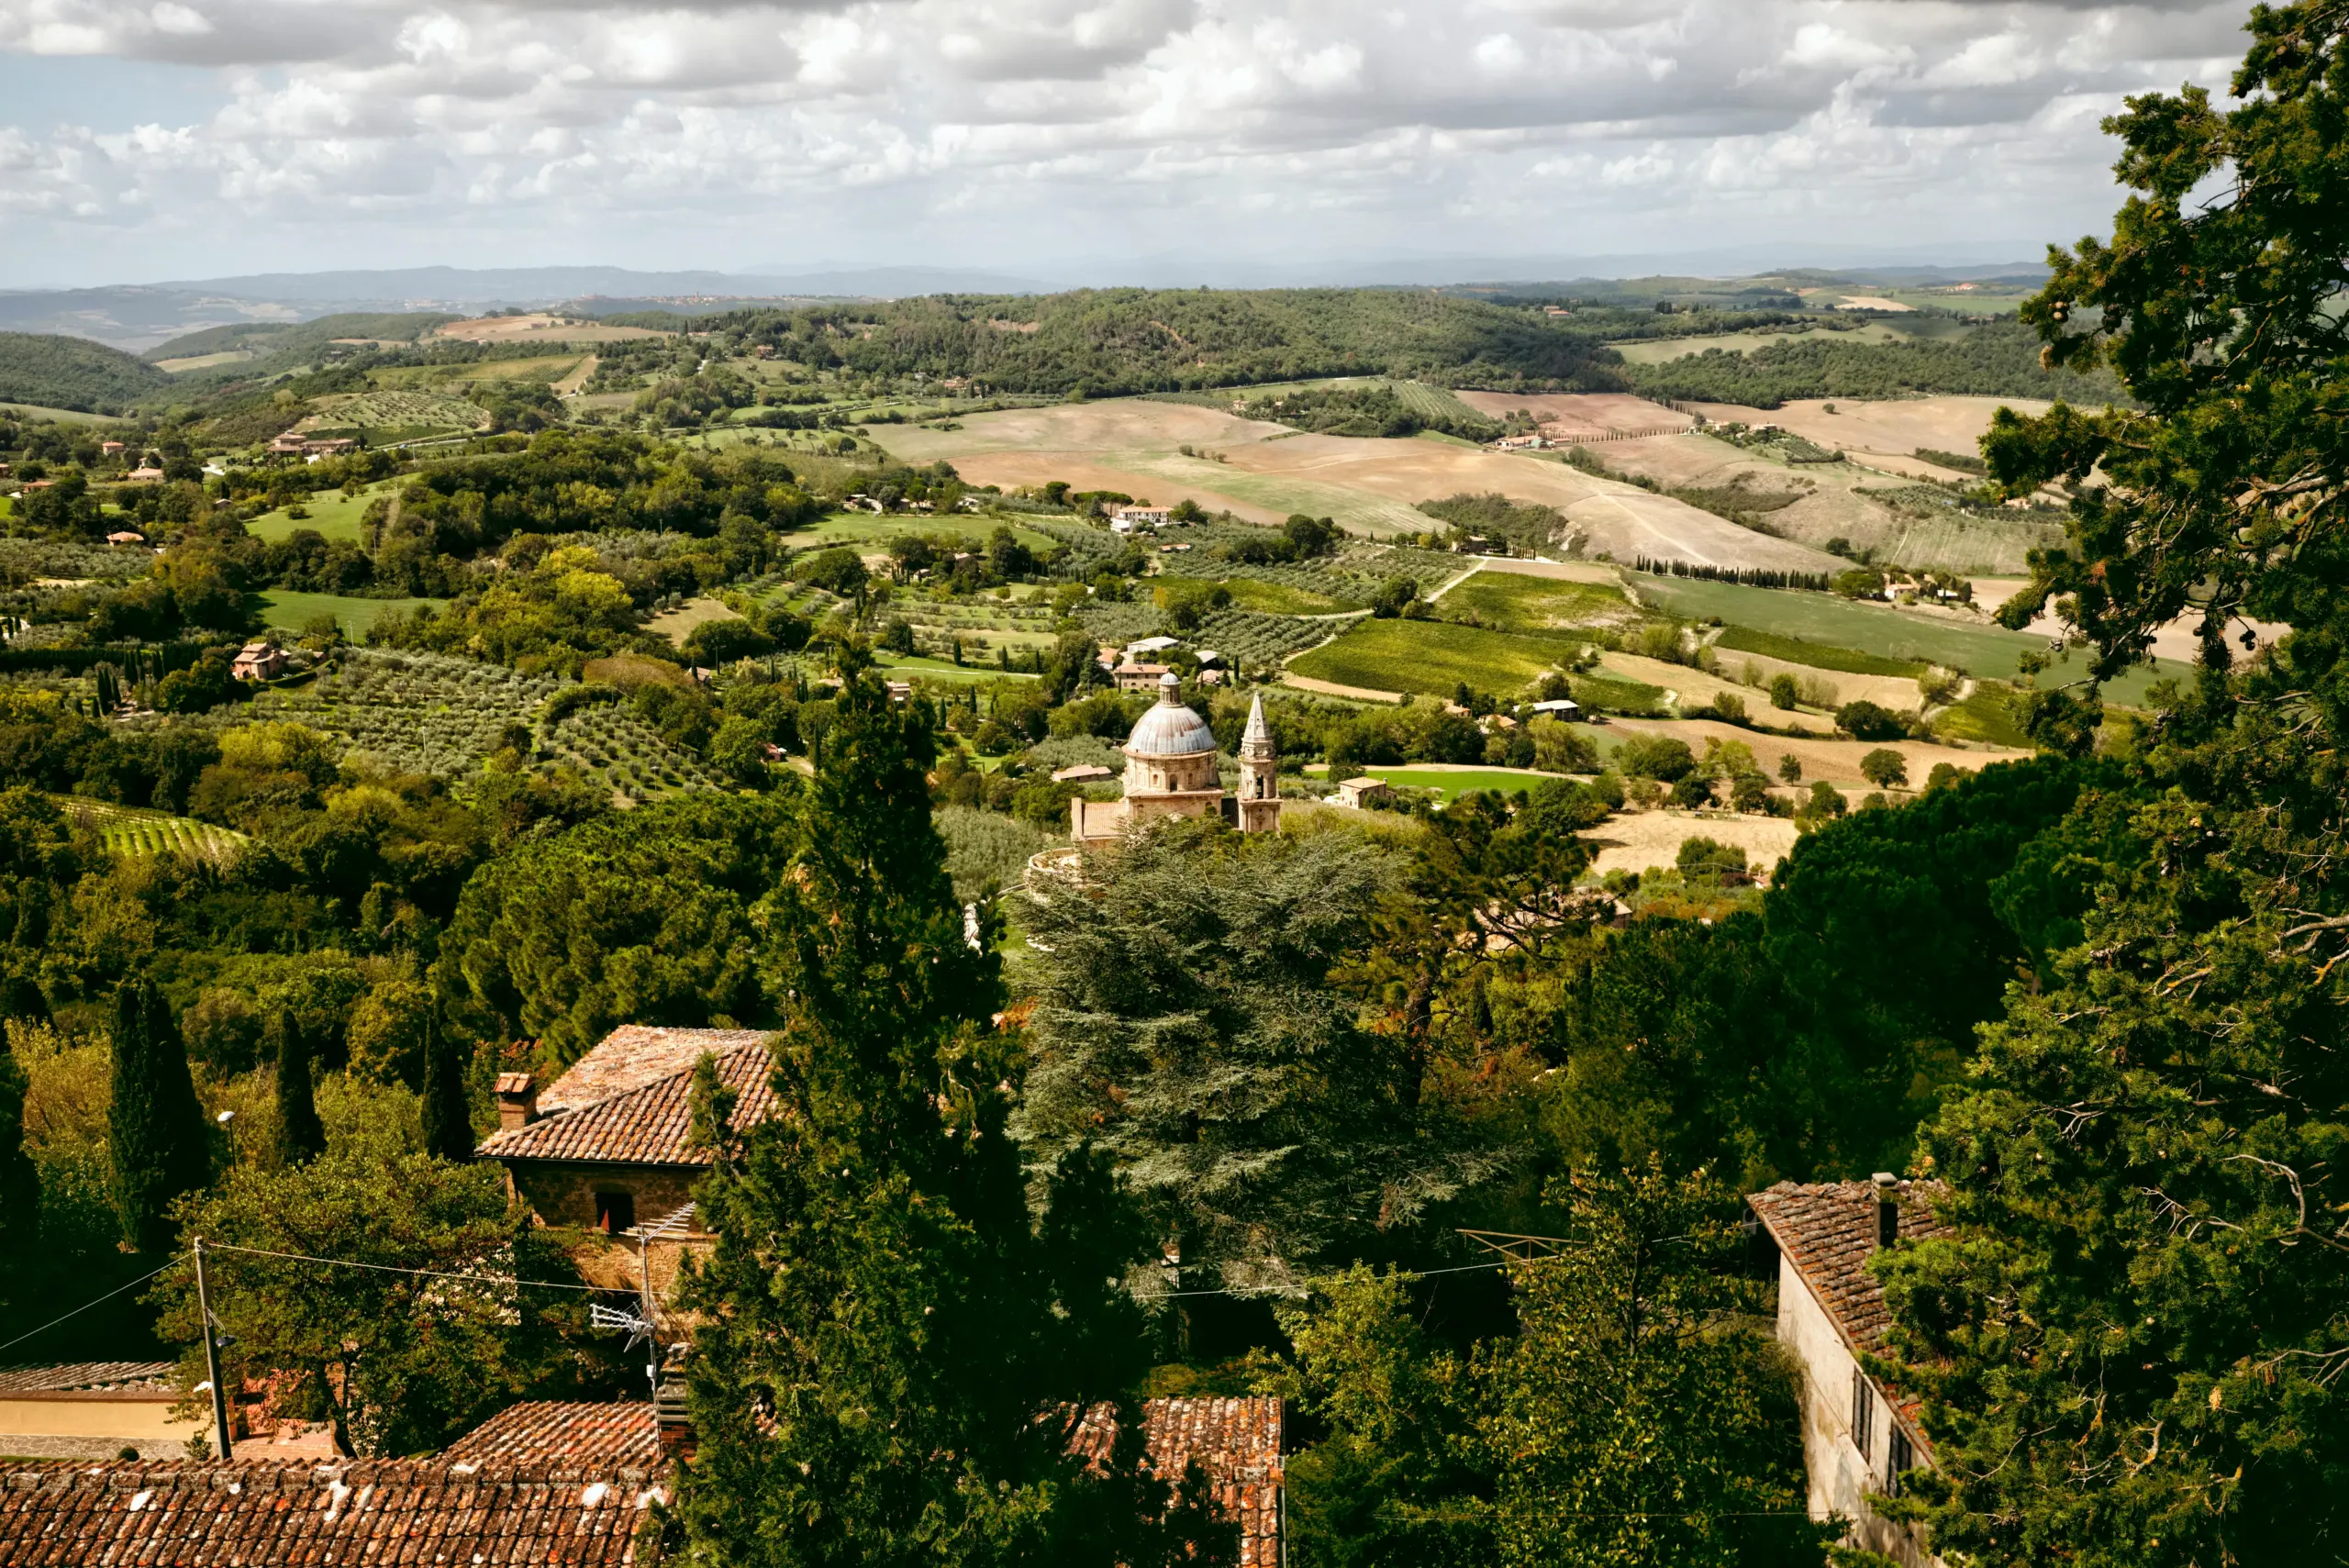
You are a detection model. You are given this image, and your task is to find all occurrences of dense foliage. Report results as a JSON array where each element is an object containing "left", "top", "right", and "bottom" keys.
[
  {"left": 669, "top": 679, "right": 1232, "bottom": 1567},
  {"left": 1872, "top": 4, "right": 2349, "bottom": 1561}
]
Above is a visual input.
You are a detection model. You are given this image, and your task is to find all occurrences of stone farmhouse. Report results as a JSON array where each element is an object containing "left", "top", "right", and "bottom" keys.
[
  {"left": 1070, "top": 678, "right": 1280, "bottom": 843},
  {"left": 1748, "top": 1175, "right": 1949, "bottom": 1568}
]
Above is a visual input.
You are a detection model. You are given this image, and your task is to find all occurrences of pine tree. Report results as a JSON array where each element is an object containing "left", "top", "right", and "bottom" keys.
[
  {"left": 107, "top": 977, "right": 210, "bottom": 1254},
  {"left": 1876, "top": 6, "right": 2349, "bottom": 1559},
  {"left": 670, "top": 675, "right": 1232, "bottom": 1568},
  {"left": 420, "top": 1014, "right": 473, "bottom": 1162},
  {"left": 273, "top": 1012, "right": 327, "bottom": 1168}
]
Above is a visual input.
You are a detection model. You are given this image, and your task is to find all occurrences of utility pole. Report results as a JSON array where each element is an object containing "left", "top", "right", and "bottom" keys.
[{"left": 192, "top": 1238, "right": 233, "bottom": 1462}]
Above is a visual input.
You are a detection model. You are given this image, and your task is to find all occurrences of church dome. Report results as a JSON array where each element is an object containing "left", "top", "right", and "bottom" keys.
[{"left": 1125, "top": 675, "right": 1217, "bottom": 757}]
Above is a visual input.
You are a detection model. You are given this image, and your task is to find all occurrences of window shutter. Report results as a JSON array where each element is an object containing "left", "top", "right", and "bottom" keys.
[{"left": 1851, "top": 1369, "right": 1874, "bottom": 1461}]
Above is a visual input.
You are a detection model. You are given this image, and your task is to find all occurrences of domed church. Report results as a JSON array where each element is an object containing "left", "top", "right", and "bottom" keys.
[{"left": 1071, "top": 673, "right": 1281, "bottom": 842}]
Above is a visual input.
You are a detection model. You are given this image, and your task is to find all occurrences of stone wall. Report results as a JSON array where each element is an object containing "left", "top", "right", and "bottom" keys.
[{"left": 507, "top": 1161, "right": 702, "bottom": 1232}]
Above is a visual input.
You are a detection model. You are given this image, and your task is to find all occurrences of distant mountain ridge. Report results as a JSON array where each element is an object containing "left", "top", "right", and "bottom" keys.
[
  {"left": 0, "top": 259, "right": 2051, "bottom": 352},
  {"left": 0, "top": 266, "right": 1057, "bottom": 350}
]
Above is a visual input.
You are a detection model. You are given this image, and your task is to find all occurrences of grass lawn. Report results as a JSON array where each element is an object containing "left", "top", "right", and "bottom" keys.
[
  {"left": 876, "top": 654, "right": 1040, "bottom": 684},
  {"left": 1438, "top": 572, "right": 1635, "bottom": 634},
  {"left": 1344, "top": 766, "right": 1570, "bottom": 802},
  {"left": 247, "top": 484, "right": 390, "bottom": 544},
  {"left": 1290, "top": 617, "right": 1575, "bottom": 699},
  {"left": 1633, "top": 573, "right": 2191, "bottom": 706},
  {"left": 258, "top": 591, "right": 443, "bottom": 635}
]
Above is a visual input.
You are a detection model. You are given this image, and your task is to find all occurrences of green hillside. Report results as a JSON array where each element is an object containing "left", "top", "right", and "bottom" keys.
[{"left": 0, "top": 332, "right": 171, "bottom": 413}]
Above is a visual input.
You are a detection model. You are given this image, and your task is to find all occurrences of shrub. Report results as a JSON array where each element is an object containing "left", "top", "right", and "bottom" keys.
[
  {"left": 1675, "top": 836, "right": 1750, "bottom": 884},
  {"left": 1369, "top": 576, "right": 1420, "bottom": 619},
  {"left": 1670, "top": 773, "right": 1716, "bottom": 808},
  {"left": 682, "top": 617, "right": 778, "bottom": 665},
  {"left": 1834, "top": 699, "right": 1907, "bottom": 741},
  {"left": 1860, "top": 748, "right": 1909, "bottom": 789},
  {"left": 1616, "top": 734, "right": 1697, "bottom": 783}
]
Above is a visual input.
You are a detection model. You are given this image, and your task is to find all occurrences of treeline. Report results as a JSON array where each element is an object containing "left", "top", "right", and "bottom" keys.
[
  {"left": 701, "top": 288, "right": 1629, "bottom": 395},
  {"left": 1620, "top": 318, "right": 2125, "bottom": 407},
  {"left": 1235, "top": 383, "right": 1501, "bottom": 440},
  {"left": 1632, "top": 558, "right": 1833, "bottom": 590},
  {"left": 0, "top": 332, "right": 172, "bottom": 413}
]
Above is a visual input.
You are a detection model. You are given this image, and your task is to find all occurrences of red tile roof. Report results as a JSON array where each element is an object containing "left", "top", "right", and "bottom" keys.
[
  {"left": 0, "top": 1362, "right": 173, "bottom": 1394},
  {"left": 1749, "top": 1178, "right": 1952, "bottom": 1457},
  {"left": 1746, "top": 1179, "right": 1951, "bottom": 1361},
  {"left": 0, "top": 1460, "right": 665, "bottom": 1565},
  {"left": 443, "top": 1403, "right": 661, "bottom": 1470},
  {"left": 540, "top": 1026, "right": 774, "bottom": 1117},
  {"left": 1071, "top": 1397, "right": 1283, "bottom": 1566},
  {"left": 476, "top": 1045, "right": 774, "bottom": 1166}
]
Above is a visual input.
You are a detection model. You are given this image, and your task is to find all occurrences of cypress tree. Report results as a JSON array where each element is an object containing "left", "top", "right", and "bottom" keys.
[
  {"left": 0, "top": 972, "right": 49, "bottom": 1028},
  {"left": 420, "top": 1014, "right": 473, "bottom": 1163},
  {"left": 106, "top": 977, "right": 210, "bottom": 1254},
  {"left": 273, "top": 1013, "right": 326, "bottom": 1168}
]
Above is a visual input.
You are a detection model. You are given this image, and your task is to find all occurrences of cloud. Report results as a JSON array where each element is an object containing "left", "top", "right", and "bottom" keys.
[{"left": 0, "top": 0, "right": 2262, "bottom": 280}]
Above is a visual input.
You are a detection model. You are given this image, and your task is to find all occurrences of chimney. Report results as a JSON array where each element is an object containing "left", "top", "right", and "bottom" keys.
[
  {"left": 495, "top": 1073, "right": 538, "bottom": 1130},
  {"left": 1872, "top": 1172, "right": 1900, "bottom": 1250},
  {"left": 655, "top": 1365, "right": 696, "bottom": 1463}
]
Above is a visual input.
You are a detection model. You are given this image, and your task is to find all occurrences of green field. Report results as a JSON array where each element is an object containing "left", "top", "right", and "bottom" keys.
[
  {"left": 876, "top": 653, "right": 1041, "bottom": 684},
  {"left": 56, "top": 797, "right": 248, "bottom": 862},
  {"left": 258, "top": 591, "right": 443, "bottom": 634},
  {"left": 246, "top": 484, "right": 391, "bottom": 544},
  {"left": 1290, "top": 617, "right": 1574, "bottom": 699},
  {"left": 1632, "top": 573, "right": 2191, "bottom": 706},
  {"left": 1437, "top": 572, "right": 1634, "bottom": 635},
  {"left": 0, "top": 400, "right": 119, "bottom": 426},
  {"left": 1343, "top": 766, "right": 1571, "bottom": 802},
  {"left": 1220, "top": 578, "right": 1357, "bottom": 615},
  {"left": 1712, "top": 624, "right": 1924, "bottom": 676}
]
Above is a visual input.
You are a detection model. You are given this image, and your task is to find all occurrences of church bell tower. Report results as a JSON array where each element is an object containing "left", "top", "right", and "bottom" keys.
[{"left": 1236, "top": 693, "right": 1280, "bottom": 834}]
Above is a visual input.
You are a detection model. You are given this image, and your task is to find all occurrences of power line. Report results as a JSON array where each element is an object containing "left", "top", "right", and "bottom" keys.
[
  {"left": 0, "top": 1252, "right": 186, "bottom": 1358},
  {"left": 1134, "top": 1259, "right": 1515, "bottom": 1300},
  {"left": 203, "top": 1242, "right": 609, "bottom": 1295}
]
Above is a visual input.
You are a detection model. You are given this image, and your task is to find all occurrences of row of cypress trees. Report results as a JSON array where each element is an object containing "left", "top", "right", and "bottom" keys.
[{"left": 83, "top": 975, "right": 476, "bottom": 1259}]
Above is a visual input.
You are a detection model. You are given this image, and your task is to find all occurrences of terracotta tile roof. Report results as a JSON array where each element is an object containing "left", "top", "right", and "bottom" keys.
[
  {"left": 0, "top": 1362, "right": 174, "bottom": 1394},
  {"left": 1746, "top": 1179, "right": 1951, "bottom": 1361},
  {"left": 0, "top": 1459, "right": 665, "bottom": 1565},
  {"left": 478, "top": 1044, "right": 774, "bottom": 1166},
  {"left": 540, "top": 1026, "right": 775, "bottom": 1117},
  {"left": 443, "top": 1403, "right": 661, "bottom": 1470},
  {"left": 1070, "top": 1397, "right": 1283, "bottom": 1567}
]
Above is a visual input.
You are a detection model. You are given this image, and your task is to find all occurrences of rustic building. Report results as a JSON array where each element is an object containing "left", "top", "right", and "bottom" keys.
[{"left": 1747, "top": 1175, "right": 1949, "bottom": 1568}]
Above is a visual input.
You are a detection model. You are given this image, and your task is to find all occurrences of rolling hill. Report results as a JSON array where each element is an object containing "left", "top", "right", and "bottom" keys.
[{"left": 0, "top": 332, "right": 171, "bottom": 413}]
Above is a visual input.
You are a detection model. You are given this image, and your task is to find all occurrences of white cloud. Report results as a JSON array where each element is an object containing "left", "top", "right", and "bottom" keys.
[{"left": 0, "top": 0, "right": 2261, "bottom": 279}]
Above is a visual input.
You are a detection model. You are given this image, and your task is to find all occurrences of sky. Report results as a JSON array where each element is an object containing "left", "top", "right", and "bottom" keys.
[{"left": 0, "top": 0, "right": 2259, "bottom": 289}]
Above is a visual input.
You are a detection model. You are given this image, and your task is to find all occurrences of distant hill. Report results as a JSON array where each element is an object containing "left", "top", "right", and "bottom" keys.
[
  {"left": 711, "top": 287, "right": 1622, "bottom": 394},
  {"left": 0, "top": 332, "right": 170, "bottom": 413},
  {"left": 146, "top": 313, "right": 459, "bottom": 365}
]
